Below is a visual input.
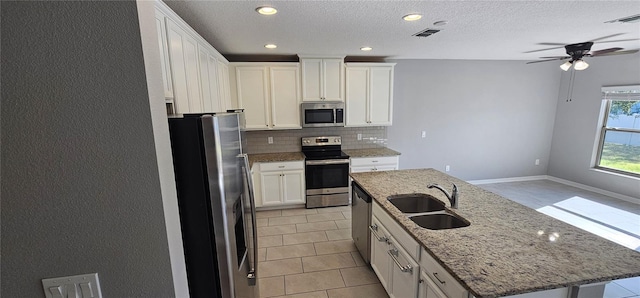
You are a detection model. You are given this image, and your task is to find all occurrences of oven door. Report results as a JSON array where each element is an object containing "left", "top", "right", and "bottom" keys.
[{"left": 305, "top": 159, "right": 350, "bottom": 193}]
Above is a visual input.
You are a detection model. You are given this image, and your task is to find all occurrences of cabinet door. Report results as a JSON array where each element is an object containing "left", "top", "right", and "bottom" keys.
[
  {"left": 236, "top": 66, "right": 270, "bottom": 129},
  {"left": 270, "top": 66, "right": 301, "bottom": 129},
  {"left": 345, "top": 67, "right": 369, "bottom": 126},
  {"left": 370, "top": 217, "right": 392, "bottom": 293},
  {"left": 218, "top": 61, "right": 233, "bottom": 110},
  {"left": 166, "top": 20, "right": 203, "bottom": 113},
  {"left": 389, "top": 237, "right": 420, "bottom": 298},
  {"left": 198, "top": 46, "right": 220, "bottom": 112},
  {"left": 301, "top": 59, "right": 323, "bottom": 101},
  {"left": 260, "top": 172, "right": 283, "bottom": 206},
  {"left": 419, "top": 271, "right": 447, "bottom": 298},
  {"left": 368, "top": 66, "right": 393, "bottom": 125},
  {"left": 281, "top": 170, "right": 305, "bottom": 204},
  {"left": 154, "top": 10, "right": 173, "bottom": 100},
  {"left": 323, "top": 59, "right": 344, "bottom": 101}
]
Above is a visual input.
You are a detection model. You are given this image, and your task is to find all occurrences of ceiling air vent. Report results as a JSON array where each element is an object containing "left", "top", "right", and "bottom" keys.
[
  {"left": 413, "top": 28, "right": 440, "bottom": 37},
  {"left": 605, "top": 14, "right": 640, "bottom": 23}
]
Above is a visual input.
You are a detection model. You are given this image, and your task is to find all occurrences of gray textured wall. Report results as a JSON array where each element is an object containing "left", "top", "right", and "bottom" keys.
[
  {"left": 1, "top": 1, "right": 175, "bottom": 297},
  {"left": 548, "top": 53, "right": 640, "bottom": 199},
  {"left": 387, "top": 59, "right": 561, "bottom": 180}
]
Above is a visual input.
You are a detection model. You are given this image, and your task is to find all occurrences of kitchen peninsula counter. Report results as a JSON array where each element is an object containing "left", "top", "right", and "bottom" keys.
[{"left": 350, "top": 168, "right": 640, "bottom": 297}]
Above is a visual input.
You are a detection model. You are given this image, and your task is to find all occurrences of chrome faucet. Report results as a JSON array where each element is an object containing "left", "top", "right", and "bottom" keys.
[{"left": 428, "top": 183, "right": 458, "bottom": 209}]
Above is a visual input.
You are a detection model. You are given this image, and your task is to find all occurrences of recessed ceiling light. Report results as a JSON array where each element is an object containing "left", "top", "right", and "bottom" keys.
[
  {"left": 264, "top": 44, "right": 277, "bottom": 49},
  {"left": 433, "top": 20, "right": 448, "bottom": 26},
  {"left": 360, "top": 47, "right": 373, "bottom": 51},
  {"left": 403, "top": 14, "right": 422, "bottom": 21},
  {"left": 256, "top": 6, "right": 277, "bottom": 15}
]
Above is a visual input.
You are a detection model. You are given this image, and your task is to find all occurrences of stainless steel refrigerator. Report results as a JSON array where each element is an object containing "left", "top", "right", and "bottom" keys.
[{"left": 168, "top": 112, "right": 258, "bottom": 298}]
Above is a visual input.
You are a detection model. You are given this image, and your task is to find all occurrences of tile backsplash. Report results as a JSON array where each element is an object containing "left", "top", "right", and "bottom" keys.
[{"left": 246, "top": 126, "right": 387, "bottom": 154}]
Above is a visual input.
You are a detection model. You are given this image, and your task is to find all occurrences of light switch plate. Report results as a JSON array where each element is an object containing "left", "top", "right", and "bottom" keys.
[{"left": 42, "top": 273, "right": 102, "bottom": 298}]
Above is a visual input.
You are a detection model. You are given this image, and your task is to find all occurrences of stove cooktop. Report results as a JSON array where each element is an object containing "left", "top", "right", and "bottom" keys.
[{"left": 303, "top": 150, "right": 350, "bottom": 160}]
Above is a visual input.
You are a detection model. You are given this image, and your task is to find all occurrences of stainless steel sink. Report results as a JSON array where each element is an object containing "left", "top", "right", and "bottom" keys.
[
  {"left": 387, "top": 194, "right": 446, "bottom": 213},
  {"left": 409, "top": 212, "right": 470, "bottom": 230}
]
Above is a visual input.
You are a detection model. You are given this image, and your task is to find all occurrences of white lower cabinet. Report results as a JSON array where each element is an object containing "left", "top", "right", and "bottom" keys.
[
  {"left": 371, "top": 205, "right": 420, "bottom": 298},
  {"left": 253, "top": 161, "right": 305, "bottom": 207},
  {"left": 351, "top": 156, "right": 399, "bottom": 173},
  {"left": 419, "top": 270, "right": 448, "bottom": 298}
]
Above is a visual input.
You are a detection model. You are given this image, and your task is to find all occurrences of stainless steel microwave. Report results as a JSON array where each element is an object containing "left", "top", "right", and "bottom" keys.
[{"left": 301, "top": 102, "right": 345, "bottom": 127}]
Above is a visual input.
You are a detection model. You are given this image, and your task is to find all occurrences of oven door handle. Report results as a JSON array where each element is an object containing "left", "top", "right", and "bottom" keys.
[{"left": 306, "top": 159, "right": 350, "bottom": 165}]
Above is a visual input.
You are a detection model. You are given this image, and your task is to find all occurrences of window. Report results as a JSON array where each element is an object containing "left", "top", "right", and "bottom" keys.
[{"left": 595, "top": 86, "right": 640, "bottom": 177}]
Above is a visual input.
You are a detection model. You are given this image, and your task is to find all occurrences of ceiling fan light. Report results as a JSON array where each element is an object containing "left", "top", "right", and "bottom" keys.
[
  {"left": 560, "top": 61, "right": 572, "bottom": 71},
  {"left": 573, "top": 59, "right": 589, "bottom": 70},
  {"left": 256, "top": 6, "right": 277, "bottom": 15}
]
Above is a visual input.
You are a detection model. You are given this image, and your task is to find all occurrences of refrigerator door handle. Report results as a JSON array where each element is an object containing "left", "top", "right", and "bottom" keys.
[{"left": 240, "top": 153, "right": 258, "bottom": 285}]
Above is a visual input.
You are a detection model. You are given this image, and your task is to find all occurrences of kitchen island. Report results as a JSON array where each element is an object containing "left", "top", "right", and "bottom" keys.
[{"left": 350, "top": 168, "right": 640, "bottom": 298}]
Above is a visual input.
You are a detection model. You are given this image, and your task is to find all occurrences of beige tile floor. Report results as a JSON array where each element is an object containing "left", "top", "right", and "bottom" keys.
[{"left": 255, "top": 206, "right": 389, "bottom": 298}]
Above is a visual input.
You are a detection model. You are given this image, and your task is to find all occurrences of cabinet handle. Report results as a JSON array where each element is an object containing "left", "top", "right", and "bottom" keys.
[
  {"left": 278, "top": 166, "right": 285, "bottom": 168},
  {"left": 432, "top": 272, "right": 446, "bottom": 285},
  {"left": 388, "top": 248, "right": 413, "bottom": 273},
  {"left": 371, "top": 160, "right": 378, "bottom": 163},
  {"left": 369, "top": 224, "right": 388, "bottom": 242}
]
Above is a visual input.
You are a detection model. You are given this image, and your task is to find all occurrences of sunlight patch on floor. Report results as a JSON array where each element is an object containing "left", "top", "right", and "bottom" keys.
[{"left": 536, "top": 196, "right": 640, "bottom": 251}]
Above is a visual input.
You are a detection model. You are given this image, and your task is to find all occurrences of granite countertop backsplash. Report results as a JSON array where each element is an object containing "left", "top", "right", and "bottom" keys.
[
  {"left": 350, "top": 168, "right": 640, "bottom": 298},
  {"left": 247, "top": 152, "right": 305, "bottom": 168},
  {"left": 343, "top": 147, "right": 401, "bottom": 158}
]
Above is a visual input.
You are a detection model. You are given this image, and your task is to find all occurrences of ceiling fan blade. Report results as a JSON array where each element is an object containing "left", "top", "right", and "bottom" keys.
[
  {"left": 523, "top": 46, "right": 566, "bottom": 54},
  {"left": 589, "top": 33, "right": 626, "bottom": 42},
  {"left": 595, "top": 38, "right": 640, "bottom": 44},
  {"left": 591, "top": 49, "right": 639, "bottom": 57},
  {"left": 539, "top": 56, "right": 570, "bottom": 59},
  {"left": 526, "top": 58, "right": 563, "bottom": 64},
  {"left": 537, "top": 42, "right": 568, "bottom": 46},
  {"left": 590, "top": 47, "right": 624, "bottom": 56}
]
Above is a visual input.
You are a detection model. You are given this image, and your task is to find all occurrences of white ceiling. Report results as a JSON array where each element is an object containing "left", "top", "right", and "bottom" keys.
[{"left": 163, "top": 1, "right": 640, "bottom": 61}]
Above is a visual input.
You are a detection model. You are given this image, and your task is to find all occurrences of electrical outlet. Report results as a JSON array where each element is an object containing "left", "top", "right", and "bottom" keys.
[
  {"left": 535, "top": 159, "right": 540, "bottom": 166},
  {"left": 445, "top": 165, "right": 450, "bottom": 172},
  {"left": 421, "top": 131, "right": 426, "bottom": 138},
  {"left": 267, "top": 137, "right": 273, "bottom": 144},
  {"left": 357, "top": 133, "right": 362, "bottom": 140}
]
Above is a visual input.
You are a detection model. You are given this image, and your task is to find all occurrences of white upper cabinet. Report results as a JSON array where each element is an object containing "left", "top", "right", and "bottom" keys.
[
  {"left": 235, "top": 66, "right": 270, "bottom": 129},
  {"left": 154, "top": 9, "right": 173, "bottom": 101},
  {"left": 166, "top": 19, "right": 203, "bottom": 113},
  {"left": 154, "top": 2, "right": 231, "bottom": 114},
  {"left": 232, "top": 63, "right": 301, "bottom": 130},
  {"left": 300, "top": 57, "right": 344, "bottom": 102},
  {"left": 345, "top": 63, "right": 395, "bottom": 127},
  {"left": 198, "top": 45, "right": 220, "bottom": 112}
]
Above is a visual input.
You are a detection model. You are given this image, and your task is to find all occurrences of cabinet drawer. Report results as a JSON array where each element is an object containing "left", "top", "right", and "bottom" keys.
[
  {"left": 420, "top": 247, "right": 467, "bottom": 298},
  {"left": 350, "top": 156, "right": 398, "bottom": 167},
  {"left": 372, "top": 201, "right": 419, "bottom": 260},
  {"left": 351, "top": 165, "right": 397, "bottom": 173},
  {"left": 259, "top": 161, "right": 304, "bottom": 172}
]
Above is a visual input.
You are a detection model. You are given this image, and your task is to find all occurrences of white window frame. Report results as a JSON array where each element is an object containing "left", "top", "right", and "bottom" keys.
[{"left": 593, "top": 85, "right": 640, "bottom": 178}]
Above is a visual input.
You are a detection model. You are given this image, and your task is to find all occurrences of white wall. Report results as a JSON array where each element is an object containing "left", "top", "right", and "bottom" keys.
[
  {"left": 548, "top": 53, "right": 640, "bottom": 199},
  {"left": 387, "top": 59, "right": 561, "bottom": 180},
  {"left": 1, "top": 1, "right": 175, "bottom": 296}
]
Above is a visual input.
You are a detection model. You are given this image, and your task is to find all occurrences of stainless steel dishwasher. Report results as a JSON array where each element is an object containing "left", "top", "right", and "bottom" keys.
[{"left": 351, "top": 181, "right": 372, "bottom": 263}]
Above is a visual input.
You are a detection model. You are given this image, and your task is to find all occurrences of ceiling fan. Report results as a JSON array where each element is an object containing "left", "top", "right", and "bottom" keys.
[{"left": 526, "top": 34, "right": 639, "bottom": 71}]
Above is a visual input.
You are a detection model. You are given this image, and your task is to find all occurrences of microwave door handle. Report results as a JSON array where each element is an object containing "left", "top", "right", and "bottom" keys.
[
  {"left": 240, "top": 153, "right": 258, "bottom": 284},
  {"left": 333, "top": 108, "right": 337, "bottom": 124}
]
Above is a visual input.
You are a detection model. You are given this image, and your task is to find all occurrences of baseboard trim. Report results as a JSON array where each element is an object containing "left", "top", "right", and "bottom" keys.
[
  {"left": 545, "top": 176, "right": 639, "bottom": 205},
  {"left": 467, "top": 175, "right": 548, "bottom": 185}
]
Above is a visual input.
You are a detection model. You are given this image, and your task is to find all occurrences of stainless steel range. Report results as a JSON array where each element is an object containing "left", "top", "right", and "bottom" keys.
[{"left": 302, "top": 136, "right": 350, "bottom": 208}]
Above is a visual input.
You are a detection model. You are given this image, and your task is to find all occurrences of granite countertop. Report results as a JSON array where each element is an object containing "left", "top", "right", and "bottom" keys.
[
  {"left": 350, "top": 168, "right": 640, "bottom": 298},
  {"left": 343, "top": 147, "right": 401, "bottom": 158},
  {"left": 247, "top": 152, "right": 305, "bottom": 168}
]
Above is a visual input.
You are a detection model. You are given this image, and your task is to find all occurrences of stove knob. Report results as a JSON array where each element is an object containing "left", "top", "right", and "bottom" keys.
[{"left": 334, "top": 138, "right": 339, "bottom": 143}]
